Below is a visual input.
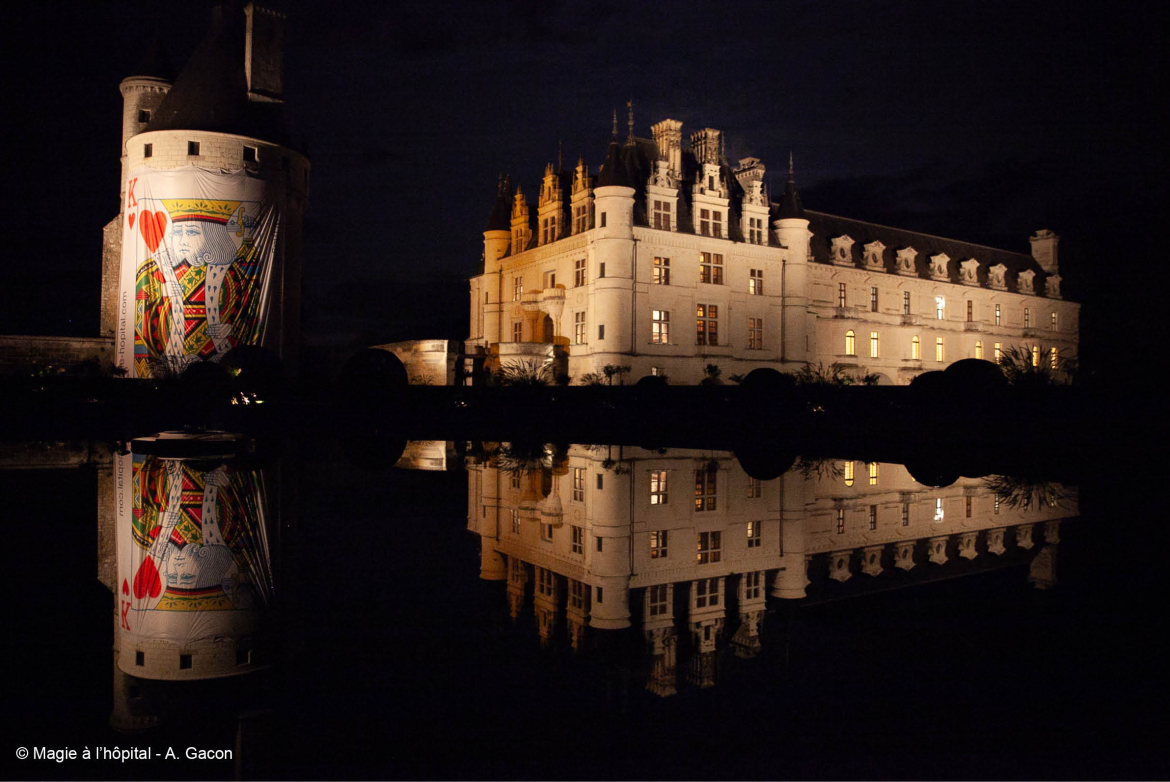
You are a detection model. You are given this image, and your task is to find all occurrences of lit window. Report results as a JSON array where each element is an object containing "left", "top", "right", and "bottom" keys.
[
  {"left": 746, "top": 476, "right": 762, "bottom": 499},
  {"left": 1051, "top": 311, "right": 1058, "bottom": 330},
  {"left": 650, "top": 530, "right": 668, "bottom": 559},
  {"left": 653, "top": 200, "right": 672, "bottom": 231},
  {"left": 869, "top": 505, "right": 877, "bottom": 530},
  {"left": 994, "top": 342, "right": 1002, "bottom": 361},
  {"left": 652, "top": 256, "right": 670, "bottom": 285},
  {"left": 836, "top": 509, "right": 845, "bottom": 534},
  {"left": 934, "top": 498, "right": 944, "bottom": 522},
  {"left": 995, "top": 304, "right": 1001, "bottom": 326},
  {"left": 648, "top": 584, "right": 669, "bottom": 616},
  {"left": 975, "top": 341, "right": 983, "bottom": 360},
  {"left": 699, "top": 252, "right": 724, "bottom": 285},
  {"left": 651, "top": 310, "right": 670, "bottom": 344},
  {"left": 513, "top": 276, "right": 523, "bottom": 301},
  {"left": 574, "top": 258, "right": 587, "bottom": 287},
  {"left": 1032, "top": 345, "right": 1040, "bottom": 367},
  {"left": 571, "top": 525, "right": 584, "bottom": 555},
  {"left": 748, "top": 317, "right": 763, "bottom": 350},
  {"left": 694, "top": 465, "right": 717, "bottom": 512},
  {"left": 696, "top": 304, "right": 719, "bottom": 346},
  {"left": 869, "top": 331, "right": 880, "bottom": 358},
  {"left": 844, "top": 461, "right": 854, "bottom": 486},
  {"left": 695, "top": 577, "right": 720, "bottom": 607},
  {"left": 749, "top": 269, "right": 763, "bottom": 295},
  {"left": 868, "top": 462, "right": 878, "bottom": 485},
  {"left": 747, "top": 521, "right": 761, "bottom": 548},
  {"left": 903, "top": 291, "right": 911, "bottom": 315},
  {"left": 744, "top": 571, "right": 762, "bottom": 599},
  {"left": 512, "top": 322, "right": 522, "bottom": 342},
  {"left": 936, "top": 337, "right": 945, "bottom": 362},
  {"left": 696, "top": 532, "right": 722, "bottom": 564},
  {"left": 650, "top": 470, "right": 668, "bottom": 505},
  {"left": 870, "top": 287, "right": 879, "bottom": 312},
  {"left": 845, "top": 330, "right": 856, "bottom": 356},
  {"left": 1050, "top": 346, "right": 1058, "bottom": 369},
  {"left": 574, "top": 311, "right": 586, "bottom": 344},
  {"left": 912, "top": 335, "right": 920, "bottom": 360},
  {"left": 572, "top": 468, "right": 585, "bottom": 501},
  {"left": 187, "top": 140, "right": 200, "bottom": 156},
  {"left": 838, "top": 283, "right": 847, "bottom": 308},
  {"left": 936, "top": 296, "right": 945, "bottom": 320}
]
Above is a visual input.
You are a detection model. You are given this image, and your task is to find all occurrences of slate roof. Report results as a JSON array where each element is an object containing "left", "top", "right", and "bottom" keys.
[{"left": 144, "top": 5, "right": 290, "bottom": 147}]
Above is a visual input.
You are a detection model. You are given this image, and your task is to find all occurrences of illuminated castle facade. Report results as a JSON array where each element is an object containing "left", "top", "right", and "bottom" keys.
[
  {"left": 467, "top": 118, "right": 1078, "bottom": 385},
  {"left": 466, "top": 446, "right": 1072, "bottom": 692}
]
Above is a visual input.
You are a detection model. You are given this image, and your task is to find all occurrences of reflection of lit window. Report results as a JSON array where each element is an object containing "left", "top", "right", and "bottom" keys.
[
  {"left": 845, "top": 330, "right": 856, "bottom": 356},
  {"left": 870, "top": 331, "right": 880, "bottom": 358},
  {"left": 837, "top": 509, "right": 845, "bottom": 534},
  {"left": 912, "top": 335, "right": 920, "bottom": 360},
  {"left": 869, "top": 505, "right": 877, "bottom": 530},
  {"left": 650, "top": 470, "right": 668, "bottom": 505},
  {"left": 1051, "top": 311, "right": 1058, "bottom": 330},
  {"left": 696, "top": 532, "right": 722, "bottom": 564},
  {"left": 965, "top": 496, "right": 972, "bottom": 518},
  {"left": 844, "top": 461, "right": 854, "bottom": 486},
  {"left": 695, "top": 577, "right": 720, "bottom": 607},
  {"left": 934, "top": 498, "right": 944, "bottom": 522},
  {"left": 696, "top": 304, "right": 719, "bottom": 346},
  {"left": 571, "top": 525, "right": 584, "bottom": 555},
  {"left": 1031, "top": 345, "right": 1040, "bottom": 367},
  {"left": 651, "top": 310, "right": 670, "bottom": 344},
  {"left": 744, "top": 571, "right": 762, "bottom": 600},
  {"left": 747, "top": 521, "right": 761, "bottom": 548},
  {"left": 650, "top": 530, "right": 668, "bottom": 559},
  {"left": 648, "top": 584, "right": 669, "bottom": 616},
  {"left": 901, "top": 503, "right": 909, "bottom": 527},
  {"left": 936, "top": 337, "right": 945, "bottom": 362},
  {"left": 975, "top": 341, "right": 983, "bottom": 360},
  {"left": 994, "top": 495, "right": 1000, "bottom": 514},
  {"left": 652, "top": 256, "right": 670, "bottom": 285},
  {"left": 994, "top": 342, "right": 1002, "bottom": 361},
  {"left": 868, "top": 462, "right": 878, "bottom": 485},
  {"left": 746, "top": 477, "right": 762, "bottom": 499},
  {"left": 695, "top": 466, "right": 717, "bottom": 512},
  {"left": 511, "top": 509, "right": 519, "bottom": 534},
  {"left": 537, "top": 567, "right": 554, "bottom": 596},
  {"left": 572, "top": 468, "right": 585, "bottom": 501},
  {"left": 1050, "top": 347, "right": 1059, "bottom": 369},
  {"left": 749, "top": 269, "right": 764, "bottom": 295},
  {"left": 570, "top": 579, "right": 586, "bottom": 610}
]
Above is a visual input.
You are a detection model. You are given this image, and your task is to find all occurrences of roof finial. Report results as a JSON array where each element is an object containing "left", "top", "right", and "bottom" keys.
[
  {"left": 612, "top": 108, "right": 618, "bottom": 139},
  {"left": 626, "top": 99, "right": 635, "bottom": 146},
  {"left": 788, "top": 151, "right": 795, "bottom": 182},
  {"left": 558, "top": 139, "right": 563, "bottom": 173}
]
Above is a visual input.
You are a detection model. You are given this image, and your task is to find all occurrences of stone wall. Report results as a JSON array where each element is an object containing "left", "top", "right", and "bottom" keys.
[{"left": 0, "top": 335, "right": 114, "bottom": 375}]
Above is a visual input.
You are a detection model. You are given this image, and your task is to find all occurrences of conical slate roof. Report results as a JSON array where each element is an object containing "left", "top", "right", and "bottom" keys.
[{"left": 144, "top": 4, "right": 289, "bottom": 146}]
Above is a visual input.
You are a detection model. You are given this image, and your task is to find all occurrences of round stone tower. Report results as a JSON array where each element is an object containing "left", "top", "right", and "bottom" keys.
[{"left": 114, "top": 3, "right": 309, "bottom": 378}]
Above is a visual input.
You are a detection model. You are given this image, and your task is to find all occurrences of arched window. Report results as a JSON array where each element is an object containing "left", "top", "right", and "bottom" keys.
[
  {"left": 845, "top": 330, "right": 856, "bottom": 356},
  {"left": 975, "top": 341, "right": 983, "bottom": 360},
  {"left": 844, "top": 461, "right": 854, "bottom": 486},
  {"left": 912, "top": 335, "right": 920, "bottom": 360},
  {"left": 1031, "top": 345, "right": 1040, "bottom": 367}
]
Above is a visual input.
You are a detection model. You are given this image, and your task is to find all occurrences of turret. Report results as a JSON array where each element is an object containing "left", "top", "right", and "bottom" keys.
[
  {"left": 593, "top": 136, "right": 637, "bottom": 354},
  {"left": 774, "top": 154, "right": 812, "bottom": 364}
]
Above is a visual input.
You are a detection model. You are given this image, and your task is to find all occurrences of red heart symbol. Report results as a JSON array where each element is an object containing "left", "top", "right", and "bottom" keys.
[
  {"left": 132, "top": 556, "right": 162, "bottom": 600},
  {"left": 122, "top": 578, "right": 130, "bottom": 596},
  {"left": 128, "top": 212, "right": 135, "bottom": 230},
  {"left": 139, "top": 210, "right": 167, "bottom": 253}
]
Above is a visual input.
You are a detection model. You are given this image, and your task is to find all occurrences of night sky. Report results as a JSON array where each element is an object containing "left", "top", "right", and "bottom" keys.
[{"left": 2, "top": 0, "right": 1163, "bottom": 367}]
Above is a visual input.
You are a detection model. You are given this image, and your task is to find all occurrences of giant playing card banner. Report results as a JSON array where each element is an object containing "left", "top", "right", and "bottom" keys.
[
  {"left": 115, "top": 452, "right": 272, "bottom": 674},
  {"left": 116, "top": 166, "right": 282, "bottom": 378}
]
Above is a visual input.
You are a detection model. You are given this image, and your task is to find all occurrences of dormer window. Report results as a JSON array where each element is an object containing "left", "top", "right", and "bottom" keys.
[
  {"left": 865, "top": 240, "right": 887, "bottom": 271},
  {"left": 699, "top": 209, "right": 723, "bottom": 238},
  {"left": 831, "top": 236, "right": 855, "bottom": 267},
  {"left": 653, "top": 200, "right": 672, "bottom": 231}
]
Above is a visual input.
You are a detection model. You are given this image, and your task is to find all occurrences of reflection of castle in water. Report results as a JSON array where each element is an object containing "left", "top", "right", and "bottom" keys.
[{"left": 465, "top": 444, "right": 1073, "bottom": 695}]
